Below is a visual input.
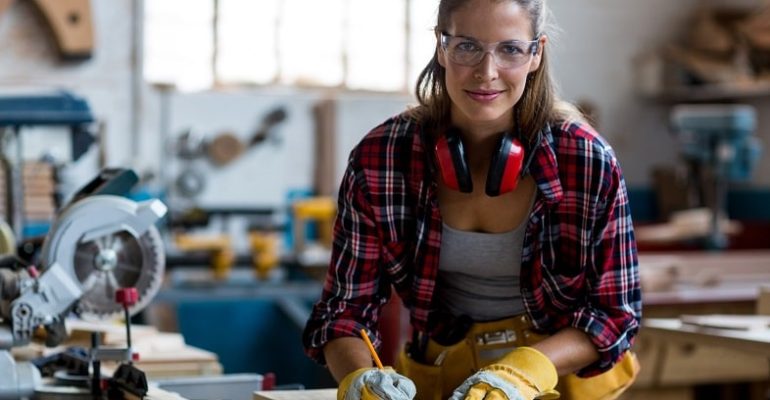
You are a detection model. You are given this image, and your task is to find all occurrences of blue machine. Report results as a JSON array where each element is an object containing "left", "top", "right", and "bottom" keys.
[
  {"left": 671, "top": 104, "right": 761, "bottom": 181},
  {"left": 0, "top": 89, "right": 95, "bottom": 161},
  {"left": 670, "top": 104, "right": 763, "bottom": 248},
  {"left": 0, "top": 89, "right": 97, "bottom": 240}
]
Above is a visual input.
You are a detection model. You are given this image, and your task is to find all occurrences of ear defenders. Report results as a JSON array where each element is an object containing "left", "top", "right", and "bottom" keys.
[{"left": 434, "top": 127, "right": 536, "bottom": 196}]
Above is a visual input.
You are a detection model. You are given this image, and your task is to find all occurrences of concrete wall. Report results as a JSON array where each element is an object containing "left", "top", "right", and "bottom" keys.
[{"left": 1, "top": 0, "right": 768, "bottom": 207}]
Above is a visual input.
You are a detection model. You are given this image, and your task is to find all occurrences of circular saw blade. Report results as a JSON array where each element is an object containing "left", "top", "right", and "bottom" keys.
[
  {"left": 72, "top": 227, "right": 164, "bottom": 319},
  {"left": 40, "top": 195, "right": 167, "bottom": 320}
]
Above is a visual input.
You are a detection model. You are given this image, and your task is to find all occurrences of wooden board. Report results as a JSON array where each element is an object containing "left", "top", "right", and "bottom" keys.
[
  {"left": 634, "top": 318, "right": 770, "bottom": 387},
  {"left": 680, "top": 314, "right": 770, "bottom": 330},
  {"left": 0, "top": 0, "right": 13, "bottom": 16},
  {"left": 253, "top": 389, "right": 336, "bottom": 400},
  {"left": 644, "top": 317, "right": 770, "bottom": 358},
  {"left": 31, "top": 0, "right": 94, "bottom": 58}
]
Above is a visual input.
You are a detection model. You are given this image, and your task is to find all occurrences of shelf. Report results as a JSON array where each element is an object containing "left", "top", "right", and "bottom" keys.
[{"left": 646, "top": 81, "right": 770, "bottom": 103}]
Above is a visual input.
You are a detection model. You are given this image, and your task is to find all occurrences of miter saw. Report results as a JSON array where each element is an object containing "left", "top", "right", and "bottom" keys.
[{"left": 0, "top": 168, "right": 167, "bottom": 399}]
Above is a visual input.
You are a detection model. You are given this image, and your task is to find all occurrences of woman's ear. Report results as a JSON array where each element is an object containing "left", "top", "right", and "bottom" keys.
[{"left": 528, "top": 35, "right": 548, "bottom": 73}]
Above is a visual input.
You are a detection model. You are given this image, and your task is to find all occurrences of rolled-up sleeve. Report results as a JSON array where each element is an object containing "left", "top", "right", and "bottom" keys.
[
  {"left": 571, "top": 157, "right": 641, "bottom": 376},
  {"left": 302, "top": 159, "right": 390, "bottom": 365}
]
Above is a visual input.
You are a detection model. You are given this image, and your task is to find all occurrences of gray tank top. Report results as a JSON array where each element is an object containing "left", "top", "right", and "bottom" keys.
[{"left": 437, "top": 216, "right": 529, "bottom": 321}]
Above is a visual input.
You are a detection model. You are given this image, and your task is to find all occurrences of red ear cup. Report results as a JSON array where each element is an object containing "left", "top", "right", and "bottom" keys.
[
  {"left": 435, "top": 128, "right": 473, "bottom": 192},
  {"left": 485, "top": 135, "right": 525, "bottom": 196},
  {"left": 436, "top": 128, "right": 534, "bottom": 196}
]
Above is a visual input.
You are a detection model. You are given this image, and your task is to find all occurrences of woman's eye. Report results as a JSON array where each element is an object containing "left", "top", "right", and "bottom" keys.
[
  {"left": 500, "top": 44, "right": 524, "bottom": 55},
  {"left": 456, "top": 41, "right": 480, "bottom": 53}
]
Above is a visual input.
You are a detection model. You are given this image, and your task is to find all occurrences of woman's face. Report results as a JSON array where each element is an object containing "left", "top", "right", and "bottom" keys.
[{"left": 438, "top": 0, "right": 545, "bottom": 134}]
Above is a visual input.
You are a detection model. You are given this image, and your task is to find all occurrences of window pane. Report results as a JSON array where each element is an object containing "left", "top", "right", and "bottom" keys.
[
  {"left": 346, "top": 0, "right": 406, "bottom": 91},
  {"left": 409, "top": 0, "right": 438, "bottom": 90},
  {"left": 144, "top": 0, "right": 214, "bottom": 91},
  {"left": 278, "top": 0, "right": 344, "bottom": 86},
  {"left": 217, "top": 0, "right": 279, "bottom": 85}
]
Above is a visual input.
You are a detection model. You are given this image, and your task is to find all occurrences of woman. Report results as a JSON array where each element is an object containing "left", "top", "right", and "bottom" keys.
[{"left": 303, "top": 0, "right": 641, "bottom": 399}]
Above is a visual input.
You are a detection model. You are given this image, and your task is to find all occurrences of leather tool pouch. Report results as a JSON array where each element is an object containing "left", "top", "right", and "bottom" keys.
[
  {"left": 397, "top": 313, "right": 640, "bottom": 400},
  {"left": 397, "top": 314, "right": 538, "bottom": 400},
  {"left": 397, "top": 335, "right": 472, "bottom": 400},
  {"left": 556, "top": 350, "right": 640, "bottom": 400}
]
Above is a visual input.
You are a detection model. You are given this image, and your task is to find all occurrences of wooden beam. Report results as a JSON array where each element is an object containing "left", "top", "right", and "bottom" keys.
[
  {"left": 0, "top": 0, "right": 13, "bottom": 16},
  {"left": 31, "top": 0, "right": 94, "bottom": 59}
]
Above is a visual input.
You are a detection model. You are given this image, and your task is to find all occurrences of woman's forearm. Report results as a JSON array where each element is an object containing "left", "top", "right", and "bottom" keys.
[
  {"left": 531, "top": 327, "right": 599, "bottom": 376},
  {"left": 323, "top": 336, "right": 376, "bottom": 382}
]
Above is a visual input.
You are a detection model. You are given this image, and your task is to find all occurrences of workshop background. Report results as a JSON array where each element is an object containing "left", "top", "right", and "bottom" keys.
[{"left": 1, "top": 0, "right": 770, "bottom": 399}]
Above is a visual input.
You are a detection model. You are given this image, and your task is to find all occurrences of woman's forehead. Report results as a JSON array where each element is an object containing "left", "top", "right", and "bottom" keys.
[{"left": 445, "top": 0, "right": 534, "bottom": 41}]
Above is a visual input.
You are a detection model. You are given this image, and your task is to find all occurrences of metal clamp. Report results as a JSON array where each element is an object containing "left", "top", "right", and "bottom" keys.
[{"left": 476, "top": 329, "right": 517, "bottom": 346}]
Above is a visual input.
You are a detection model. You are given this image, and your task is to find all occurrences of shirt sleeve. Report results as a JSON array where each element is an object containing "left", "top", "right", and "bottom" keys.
[
  {"left": 570, "top": 151, "right": 641, "bottom": 377},
  {"left": 302, "top": 158, "right": 391, "bottom": 365}
]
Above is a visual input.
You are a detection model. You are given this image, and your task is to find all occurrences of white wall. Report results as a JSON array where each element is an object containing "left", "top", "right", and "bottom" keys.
[{"left": 1, "top": 0, "right": 767, "bottom": 207}]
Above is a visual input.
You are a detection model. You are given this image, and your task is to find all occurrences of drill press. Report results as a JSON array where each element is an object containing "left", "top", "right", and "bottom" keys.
[{"left": 670, "top": 104, "right": 762, "bottom": 249}]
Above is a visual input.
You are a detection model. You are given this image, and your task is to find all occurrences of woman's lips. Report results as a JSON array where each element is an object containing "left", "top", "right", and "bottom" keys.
[{"left": 466, "top": 90, "right": 502, "bottom": 102}]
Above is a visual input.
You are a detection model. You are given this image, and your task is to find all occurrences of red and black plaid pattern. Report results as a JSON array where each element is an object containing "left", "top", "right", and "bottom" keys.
[{"left": 303, "top": 113, "right": 640, "bottom": 376}]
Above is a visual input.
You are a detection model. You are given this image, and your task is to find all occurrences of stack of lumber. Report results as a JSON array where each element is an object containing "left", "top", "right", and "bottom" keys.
[
  {"left": 21, "top": 161, "right": 57, "bottom": 222},
  {"left": 14, "top": 319, "right": 223, "bottom": 380},
  {"left": 66, "top": 319, "right": 224, "bottom": 378}
]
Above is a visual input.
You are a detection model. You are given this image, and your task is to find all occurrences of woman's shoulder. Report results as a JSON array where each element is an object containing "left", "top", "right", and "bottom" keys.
[
  {"left": 548, "top": 118, "right": 617, "bottom": 161},
  {"left": 351, "top": 112, "right": 424, "bottom": 155},
  {"left": 361, "top": 111, "right": 423, "bottom": 141}
]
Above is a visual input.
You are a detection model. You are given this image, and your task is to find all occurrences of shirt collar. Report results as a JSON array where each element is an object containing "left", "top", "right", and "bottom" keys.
[{"left": 529, "top": 124, "right": 563, "bottom": 205}]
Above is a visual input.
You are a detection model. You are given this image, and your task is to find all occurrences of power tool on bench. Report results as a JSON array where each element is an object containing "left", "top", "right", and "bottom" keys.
[{"left": 0, "top": 168, "right": 167, "bottom": 399}]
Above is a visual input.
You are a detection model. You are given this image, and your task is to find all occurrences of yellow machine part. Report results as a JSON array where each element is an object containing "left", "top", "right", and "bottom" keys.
[
  {"left": 249, "top": 231, "right": 279, "bottom": 280},
  {"left": 0, "top": 219, "right": 15, "bottom": 255},
  {"left": 292, "top": 196, "right": 336, "bottom": 252},
  {"left": 174, "top": 233, "right": 234, "bottom": 280}
]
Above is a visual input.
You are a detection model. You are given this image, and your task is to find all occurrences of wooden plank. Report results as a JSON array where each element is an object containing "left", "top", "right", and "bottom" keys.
[
  {"left": 0, "top": 0, "right": 13, "bottom": 16},
  {"left": 644, "top": 317, "right": 770, "bottom": 358},
  {"left": 639, "top": 250, "right": 770, "bottom": 310},
  {"left": 679, "top": 314, "right": 770, "bottom": 330},
  {"left": 31, "top": 0, "right": 94, "bottom": 58},
  {"left": 757, "top": 285, "right": 770, "bottom": 316},
  {"left": 253, "top": 389, "right": 336, "bottom": 400},
  {"left": 634, "top": 320, "right": 770, "bottom": 387},
  {"left": 624, "top": 387, "right": 693, "bottom": 400}
]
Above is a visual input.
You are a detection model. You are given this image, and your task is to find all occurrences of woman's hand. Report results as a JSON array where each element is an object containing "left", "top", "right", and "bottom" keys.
[
  {"left": 449, "top": 347, "right": 559, "bottom": 400},
  {"left": 338, "top": 367, "right": 416, "bottom": 400}
]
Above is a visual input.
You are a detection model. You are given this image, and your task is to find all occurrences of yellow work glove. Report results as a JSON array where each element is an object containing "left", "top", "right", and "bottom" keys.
[
  {"left": 338, "top": 367, "right": 417, "bottom": 400},
  {"left": 449, "top": 347, "right": 560, "bottom": 400}
]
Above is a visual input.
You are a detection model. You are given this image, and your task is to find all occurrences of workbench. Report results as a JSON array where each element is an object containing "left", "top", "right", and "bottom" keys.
[
  {"left": 639, "top": 250, "right": 770, "bottom": 317},
  {"left": 253, "top": 389, "right": 336, "bottom": 400},
  {"left": 643, "top": 317, "right": 770, "bottom": 357},
  {"left": 630, "top": 251, "right": 770, "bottom": 400}
]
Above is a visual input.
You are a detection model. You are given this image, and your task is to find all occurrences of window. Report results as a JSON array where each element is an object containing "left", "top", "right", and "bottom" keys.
[{"left": 144, "top": 0, "right": 437, "bottom": 92}]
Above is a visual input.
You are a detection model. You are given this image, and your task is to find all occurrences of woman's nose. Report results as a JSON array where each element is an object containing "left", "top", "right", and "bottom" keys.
[{"left": 474, "top": 51, "right": 498, "bottom": 81}]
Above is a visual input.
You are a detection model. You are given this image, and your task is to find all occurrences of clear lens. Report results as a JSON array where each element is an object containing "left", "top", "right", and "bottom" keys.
[{"left": 440, "top": 33, "right": 537, "bottom": 69}]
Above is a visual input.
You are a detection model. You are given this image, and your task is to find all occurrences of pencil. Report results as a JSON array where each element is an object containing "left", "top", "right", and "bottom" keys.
[{"left": 359, "top": 328, "right": 384, "bottom": 369}]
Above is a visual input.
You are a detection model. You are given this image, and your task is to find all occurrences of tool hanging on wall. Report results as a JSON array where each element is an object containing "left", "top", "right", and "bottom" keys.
[
  {"left": 207, "top": 107, "right": 287, "bottom": 167},
  {"left": 0, "top": 0, "right": 12, "bottom": 16},
  {"left": 29, "top": 0, "right": 95, "bottom": 59},
  {"left": 169, "top": 129, "right": 207, "bottom": 199}
]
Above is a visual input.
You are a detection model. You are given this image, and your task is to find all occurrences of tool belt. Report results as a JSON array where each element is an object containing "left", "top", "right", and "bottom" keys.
[{"left": 396, "top": 314, "right": 639, "bottom": 400}]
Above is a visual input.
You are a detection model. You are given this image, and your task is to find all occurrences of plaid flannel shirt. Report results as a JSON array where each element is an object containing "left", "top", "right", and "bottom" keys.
[{"left": 302, "top": 112, "right": 641, "bottom": 376}]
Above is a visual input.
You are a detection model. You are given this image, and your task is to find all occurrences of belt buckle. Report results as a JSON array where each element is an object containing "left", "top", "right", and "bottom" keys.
[{"left": 476, "top": 329, "right": 517, "bottom": 346}]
